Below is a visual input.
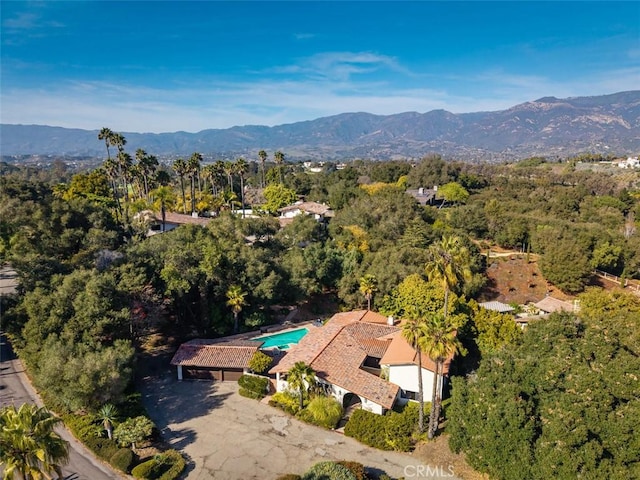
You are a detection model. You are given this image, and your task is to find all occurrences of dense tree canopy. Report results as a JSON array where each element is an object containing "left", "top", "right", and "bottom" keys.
[{"left": 447, "top": 291, "right": 640, "bottom": 479}]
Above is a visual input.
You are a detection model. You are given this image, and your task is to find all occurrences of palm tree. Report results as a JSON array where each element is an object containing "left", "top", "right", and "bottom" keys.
[
  {"left": 258, "top": 149, "right": 268, "bottom": 188},
  {"left": 98, "top": 127, "right": 115, "bottom": 161},
  {"left": 223, "top": 161, "right": 235, "bottom": 193},
  {"left": 172, "top": 158, "right": 188, "bottom": 214},
  {"left": 287, "top": 361, "right": 316, "bottom": 410},
  {"left": 0, "top": 403, "right": 70, "bottom": 480},
  {"left": 401, "top": 316, "right": 429, "bottom": 433},
  {"left": 151, "top": 186, "right": 176, "bottom": 232},
  {"left": 422, "top": 313, "right": 461, "bottom": 439},
  {"left": 274, "top": 150, "right": 285, "bottom": 184},
  {"left": 234, "top": 158, "right": 248, "bottom": 218},
  {"left": 226, "top": 284, "right": 247, "bottom": 333},
  {"left": 359, "top": 274, "right": 378, "bottom": 311},
  {"left": 135, "top": 148, "right": 158, "bottom": 200},
  {"left": 97, "top": 404, "right": 118, "bottom": 440},
  {"left": 424, "top": 235, "right": 471, "bottom": 322},
  {"left": 187, "top": 153, "right": 202, "bottom": 214}
]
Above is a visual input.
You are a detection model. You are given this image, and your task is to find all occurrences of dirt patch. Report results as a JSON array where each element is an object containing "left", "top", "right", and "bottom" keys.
[
  {"left": 480, "top": 253, "right": 573, "bottom": 305},
  {"left": 413, "top": 436, "right": 487, "bottom": 480}
]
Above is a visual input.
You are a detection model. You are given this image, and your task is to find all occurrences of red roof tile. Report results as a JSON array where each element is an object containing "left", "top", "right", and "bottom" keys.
[
  {"left": 269, "top": 311, "right": 401, "bottom": 409},
  {"left": 170, "top": 338, "right": 262, "bottom": 369}
]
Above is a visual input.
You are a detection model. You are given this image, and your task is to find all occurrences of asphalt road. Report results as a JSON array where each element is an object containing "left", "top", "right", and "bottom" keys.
[{"left": 0, "top": 332, "right": 124, "bottom": 480}]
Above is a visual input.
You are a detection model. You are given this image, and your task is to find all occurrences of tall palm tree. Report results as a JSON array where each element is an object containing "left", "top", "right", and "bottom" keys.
[
  {"left": 135, "top": 148, "right": 158, "bottom": 200},
  {"left": 258, "top": 149, "right": 268, "bottom": 188},
  {"left": 97, "top": 404, "right": 118, "bottom": 440},
  {"left": 424, "top": 235, "right": 471, "bottom": 322},
  {"left": 234, "top": 158, "right": 248, "bottom": 218},
  {"left": 358, "top": 274, "right": 378, "bottom": 311},
  {"left": 201, "top": 164, "right": 216, "bottom": 195},
  {"left": 287, "top": 361, "right": 316, "bottom": 410},
  {"left": 151, "top": 186, "right": 176, "bottom": 232},
  {"left": 274, "top": 150, "right": 285, "bottom": 184},
  {"left": 187, "top": 153, "right": 202, "bottom": 214},
  {"left": 98, "top": 127, "right": 115, "bottom": 161},
  {"left": 172, "top": 158, "right": 188, "bottom": 214},
  {"left": 223, "top": 161, "right": 235, "bottom": 193},
  {"left": 226, "top": 284, "right": 247, "bottom": 333},
  {"left": 0, "top": 403, "right": 70, "bottom": 480},
  {"left": 422, "top": 313, "right": 461, "bottom": 439},
  {"left": 401, "top": 316, "right": 429, "bottom": 433}
]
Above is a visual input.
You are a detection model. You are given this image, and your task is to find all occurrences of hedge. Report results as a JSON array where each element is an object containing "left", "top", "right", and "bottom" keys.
[
  {"left": 269, "top": 391, "right": 301, "bottom": 415},
  {"left": 344, "top": 402, "right": 420, "bottom": 451},
  {"left": 302, "top": 461, "right": 357, "bottom": 480},
  {"left": 82, "top": 436, "right": 120, "bottom": 461},
  {"left": 336, "top": 461, "right": 368, "bottom": 480},
  {"left": 131, "top": 450, "right": 185, "bottom": 480},
  {"left": 237, "top": 374, "right": 269, "bottom": 399},
  {"left": 110, "top": 448, "right": 134, "bottom": 472}
]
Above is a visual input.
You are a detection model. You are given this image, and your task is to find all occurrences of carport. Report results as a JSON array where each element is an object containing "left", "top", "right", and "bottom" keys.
[{"left": 170, "top": 338, "right": 264, "bottom": 381}]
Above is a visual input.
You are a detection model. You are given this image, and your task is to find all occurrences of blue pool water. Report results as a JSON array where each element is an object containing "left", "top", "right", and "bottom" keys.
[{"left": 253, "top": 327, "right": 309, "bottom": 349}]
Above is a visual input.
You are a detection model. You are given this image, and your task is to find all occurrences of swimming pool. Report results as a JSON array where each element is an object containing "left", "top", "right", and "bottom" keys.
[{"left": 252, "top": 327, "right": 309, "bottom": 349}]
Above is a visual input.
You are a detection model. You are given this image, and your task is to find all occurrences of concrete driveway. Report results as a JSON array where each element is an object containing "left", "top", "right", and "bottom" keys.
[{"left": 139, "top": 368, "right": 459, "bottom": 480}]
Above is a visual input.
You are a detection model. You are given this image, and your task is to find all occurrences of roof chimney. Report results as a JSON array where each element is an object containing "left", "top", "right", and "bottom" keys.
[{"left": 387, "top": 316, "right": 394, "bottom": 326}]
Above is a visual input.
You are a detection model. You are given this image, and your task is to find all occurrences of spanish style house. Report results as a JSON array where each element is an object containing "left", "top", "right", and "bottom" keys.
[{"left": 269, "top": 310, "right": 452, "bottom": 415}]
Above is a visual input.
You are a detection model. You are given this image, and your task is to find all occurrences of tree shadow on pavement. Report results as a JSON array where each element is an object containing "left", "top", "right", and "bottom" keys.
[
  {"left": 139, "top": 375, "right": 233, "bottom": 427},
  {"left": 162, "top": 426, "right": 197, "bottom": 451}
]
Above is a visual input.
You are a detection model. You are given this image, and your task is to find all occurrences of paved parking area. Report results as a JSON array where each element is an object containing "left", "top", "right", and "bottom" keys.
[{"left": 139, "top": 371, "right": 459, "bottom": 480}]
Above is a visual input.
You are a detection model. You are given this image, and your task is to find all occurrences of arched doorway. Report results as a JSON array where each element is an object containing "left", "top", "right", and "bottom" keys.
[
  {"left": 338, "top": 393, "right": 362, "bottom": 429},
  {"left": 342, "top": 393, "right": 362, "bottom": 413}
]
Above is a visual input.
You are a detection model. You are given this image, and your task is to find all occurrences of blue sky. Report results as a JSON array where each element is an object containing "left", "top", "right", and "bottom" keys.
[{"left": 1, "top": 1, "right": 639, "bottom": 133}]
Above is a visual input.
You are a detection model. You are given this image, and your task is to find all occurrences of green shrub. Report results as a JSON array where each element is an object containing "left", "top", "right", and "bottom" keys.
[
  {"left": 110, "top": 448, "right": 134, "bottom": 472},
  {"left": 384, "top": 402, "right": 419, "bottom": 451},
  {"left": 156, "top": 450, "right": 186, "bottom": 480},
  {"left": 83, "top": 436, "right": 120, "bottom": 461},
  {"left": 276, "top": 475, "right": 302, "bottom": 480},
  {"left": 344, "top": 403, "right": 420, "bottom": 452},
  {"left": 336, "top": 461, "right": 368, "bottom": 480},
  {"left": 237, "top": 374, "right": 269, "bottom": 399},
  {"left": 131, "top": 459, "right": 156, "bottom": 479},
  {"left": 63, "top": 413, "right": 102, "bottom": 440},
  {"left": 269, "top": 391, "right": 301, "bottom": 415},
  {"left": 239, "top": 388, "right": 264, "bottom": 400},
  {"left": 344, "top": 409, "right": 388, "bottom": 450},
  {"left": 248, "top": 350, "right": 273, "bottom": 374},
  {"left": 298, "top": 396, "right": 343, "bottom": 429},
  {"left": 302, "top": 461, "right": 357, "bottom": 480},
  {"left": 131, "top": 450, "right": 185, "bottom": 480}
]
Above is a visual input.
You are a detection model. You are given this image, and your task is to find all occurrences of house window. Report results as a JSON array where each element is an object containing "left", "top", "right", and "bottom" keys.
[{"left": 401, "top": 389, "right": 419, "bottom": 401}]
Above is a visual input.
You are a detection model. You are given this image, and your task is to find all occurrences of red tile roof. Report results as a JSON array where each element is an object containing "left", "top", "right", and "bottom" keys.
[
  {"left": 269, "top": 311, "right": 401, "bottom": 409},
  {"left": 170, "top": 338, "right": 262, "bottom": 369},
  {"left": 155, "top": 212, "right": 213, "bottom": 227}
]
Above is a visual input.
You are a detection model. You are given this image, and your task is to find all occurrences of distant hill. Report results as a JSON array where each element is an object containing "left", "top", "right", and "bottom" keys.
[{"left": 2, "top": 91, "right": 639, "bottom": 161}]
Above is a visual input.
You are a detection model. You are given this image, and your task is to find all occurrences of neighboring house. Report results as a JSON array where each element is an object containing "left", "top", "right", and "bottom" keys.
[
  {"left": 170, "top": 338, "right": 263, "bottom": 381},
  {"left": 534, "top": 296, "right": 576, "bottom": 314},
  {"left": 269, "top": 310, "right": 452, "bottom": 415},
  {"left": 618, "top": 157, "right": 639, "bottom": 169},
  {"left": 406, "top": 187, "right": 439, "bottom": 206},
  {"left": 279, "top": 201, "right": 333, "bottom": 220},
  {"left": 479, "top": 301, "right": 515, "bottom": 314},
  {"left": 137, "top": 211, "right": 212, "bottom": 235}
]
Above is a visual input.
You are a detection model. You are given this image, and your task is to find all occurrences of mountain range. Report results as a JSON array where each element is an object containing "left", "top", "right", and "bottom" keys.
[{"left": 2, "top": 91, "right": 639, "bottom": 162}]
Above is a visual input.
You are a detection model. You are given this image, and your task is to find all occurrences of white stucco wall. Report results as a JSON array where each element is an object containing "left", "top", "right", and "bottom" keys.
[
  {"left": 387, "top": 364, "right": 439, "bottom": 403},
  {"left": 276, "top": 376, "right": 386, "bottom": 415}
]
